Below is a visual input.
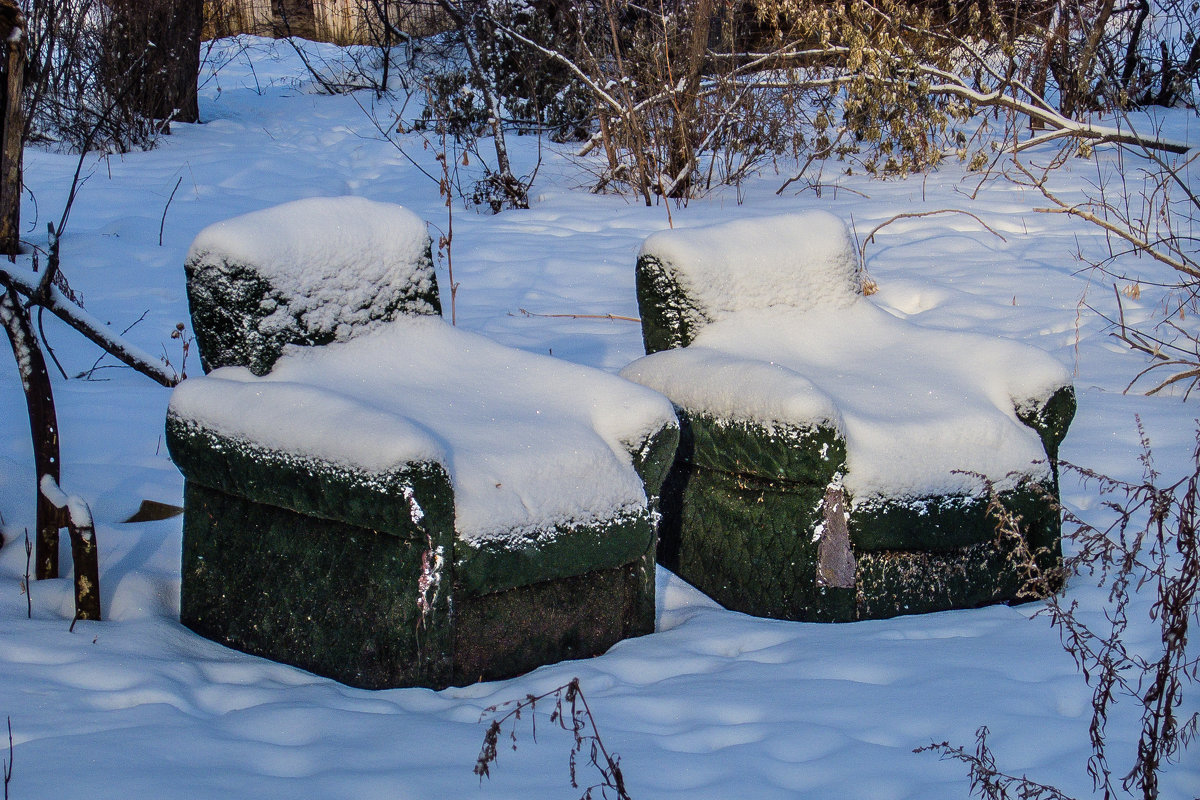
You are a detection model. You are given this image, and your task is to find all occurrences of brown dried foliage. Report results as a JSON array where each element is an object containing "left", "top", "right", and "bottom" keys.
[
  {"left": 922, "top": 421, "right": 1200, "bottom": 800},
  {"left": 475, "top": 677, "right": 632, "bottom": 800}
]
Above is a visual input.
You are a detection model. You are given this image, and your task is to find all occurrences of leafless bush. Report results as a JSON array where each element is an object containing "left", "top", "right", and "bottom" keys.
[
  {"left": 1003, "top": 131, "right": 1199, "bottom": 397},
  {"left": 23, "top": 0, "right": 201, "bottom": 153},
  {"left": 273, "top": 0, "right": 451, "bottom": 94},
  {"left": 475, "top": 677, "right": 632, "bottom": 800},
  {"left": 921, "top": 422, "right": 1200, "bottom": 800},
  {"left": 480, "top": 0, "right": 1191, "bottom": 203}
]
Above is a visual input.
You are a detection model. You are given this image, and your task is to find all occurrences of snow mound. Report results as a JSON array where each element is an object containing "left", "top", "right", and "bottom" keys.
[
  {"left": 170, "top": 316, "right": 678, "bottom": 543},
  {"left": 620, "top": 347, "right": 843, "bottom": 436},
  {"left": 186, "top": 196, "right": 438, "bottom": 354},
  {"left": 624, "top": 296, "right": 1071, "bottom": 502},
  {"left": 640, "top": 210, "right": 862, "bottom": 324}
]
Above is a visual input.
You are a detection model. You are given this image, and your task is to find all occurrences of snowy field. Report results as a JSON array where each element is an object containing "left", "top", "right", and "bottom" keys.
[{"left": 1, "top": 36, "right": 1198, "bottom": 799}]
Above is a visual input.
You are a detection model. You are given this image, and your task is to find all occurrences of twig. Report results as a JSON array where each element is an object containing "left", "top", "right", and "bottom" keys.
[
  {"left": 859, "top": 209, "right": 1007, "bottom": 267},
  {"left": 23, "top": 529, "right": 31, "bottom": 620},
  {"left": 36, "top": 307, "right": 67, "bottom": 380},
  {"left": 80, "top": 309, "right": 150, "bottom": 380},
  {"left": 3, "top": 716, "right": 11, "bottom": 800},
  {"left": 476, "top": 678, "right": 632, "bottom": 800},
  {"left": 2, "top": 266, "right": 178, "bottom": 387},
  {"left": 158, "top": 176, "right": 182, "bottom": 247},
  {"left": 513, "top": 308, "right": 640, "bottom": 323}
]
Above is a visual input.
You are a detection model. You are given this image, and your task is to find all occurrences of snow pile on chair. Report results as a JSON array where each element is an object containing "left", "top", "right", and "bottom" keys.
[
  {"left": 168, "top": 197, "right": 679, "bottom": 689},
  {"left": 623, "top": 211, "right": 1075, "bottom": 622}
]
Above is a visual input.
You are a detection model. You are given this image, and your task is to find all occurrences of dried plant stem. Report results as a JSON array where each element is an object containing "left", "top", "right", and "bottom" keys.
[
  {"left": 23, "top": 529, "right": 31, "bottom": 620},
  {"left": 476, "top": 677, "right": 632, "bottom": 800},
  {"left": 920, "top": 422, "right": 1200, "bottom": 800},
  {"left": 515, "top": 308, "right": 640, "bottom": 323},
  {"left": 3, "top": 717, "right": 11, "bottom": 800}
]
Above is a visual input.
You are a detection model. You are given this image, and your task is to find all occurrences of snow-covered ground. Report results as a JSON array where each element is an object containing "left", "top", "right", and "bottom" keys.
[{"left": 1, "top": 37, "right": 1197, "bottom": 799}]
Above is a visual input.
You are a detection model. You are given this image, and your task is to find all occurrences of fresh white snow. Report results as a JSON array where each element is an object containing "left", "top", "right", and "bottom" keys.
[
  {"left": 639, "top": 210, "right": 862, "bottom": 324},
  {"left": 188, "top": 196, "right": 438, "bottom": 341},
  {"left": 169, "top": 314, "right": 676, "bottom": 543},
  {"left": 0, "top": 35, "right": 1196, "bottom": 800},
  {"left": 624, "top": 297, "right": 1071, "bottom": 500}
]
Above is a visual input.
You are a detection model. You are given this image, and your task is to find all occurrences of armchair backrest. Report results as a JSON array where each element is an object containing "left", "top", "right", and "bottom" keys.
[
  {"left": 185, "top": 197, "right": 441, "bottom": 375},
  {"left": 635, "top": 211, "right": 863, "bottom": 354}
]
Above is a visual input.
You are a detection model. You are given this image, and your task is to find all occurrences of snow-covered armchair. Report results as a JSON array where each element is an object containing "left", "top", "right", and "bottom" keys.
[
  {"left": 166, "top": 198, "right": 679, "bottom": 689},
  {"left": 621, "top": 212, "right": 1074, "bottom": 622}
]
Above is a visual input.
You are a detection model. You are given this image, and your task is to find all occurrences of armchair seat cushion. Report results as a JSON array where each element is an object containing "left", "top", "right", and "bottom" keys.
[
  {"left": 624, "top": 300, "right": 1070, "bottom": 519},
  {"left": 171, "top": 317, "right": 677, "bottom": 595}
]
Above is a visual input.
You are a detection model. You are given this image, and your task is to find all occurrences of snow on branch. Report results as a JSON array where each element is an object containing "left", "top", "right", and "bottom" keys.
[{"left": 1, "top": 265, "right": 179, "bottom": 387}]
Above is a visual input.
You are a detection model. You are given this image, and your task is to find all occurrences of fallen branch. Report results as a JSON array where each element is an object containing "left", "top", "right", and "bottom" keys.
[{"left": 514, "top": 308, "right": 640, "bottom": 323}]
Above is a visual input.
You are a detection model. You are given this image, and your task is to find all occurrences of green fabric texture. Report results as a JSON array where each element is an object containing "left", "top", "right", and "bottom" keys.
[
  {"left": 174, "top": 219, "right": 680, "bottom": 686},
  {"left": 683, "top": 411, "right": 845, "bottom": 482},
  {"left": 636, "top": 254, "right": 709, "bottom": 354},
  {"left": 636, "top": 257, "right": 1075, "bottom": 621},
  {"left": 661, "top": 460, "right": 1062, "bottom": 622},
  {"left": 664, "top": 462, "right": 852, "bottom": 621},
  {"left": 181, "top": 482, "right": 454, "bottom": 689},
  {"left": 629, "top": 422, "right": 683, "bottom": 501},
  {"left": 453, "top": 549, "right": 655, "bottom": 684},
  {"left": 855, "top": 534, "right": 1061, "bottom": 619},
  {"left": 166, "top": 414, "right": 455, "bottom": 538},
  {"left": 451, "top": 421, "right": 678, "bottom": 596},
  {"left": 169, "top": 395, "right": 676, "bottom": 687},
  {"left": 452, "top": 510, "right": 654, "bottom": 596},
  {"left": 848, "top": 480, "right": 1061, "bottom": 552},
  {"left": 182, "top": 483, "right": 657, "bottom": 689},
  {"left": 185, "top": 243, "right": 442, "bottom": 375},
  {"left": 168, "top": 412, "right": 677, "bottom": 596},
  {"left": 655, "top": 410, "right": 1067, "bottom": 621},
  {"left": 1017, "top": 385, "right": 1077, "bottom": 463}
]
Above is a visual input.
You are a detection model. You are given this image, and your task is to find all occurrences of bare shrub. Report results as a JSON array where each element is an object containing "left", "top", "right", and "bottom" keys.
[
  {"left": 23, "top": 0, "right": 202, "bottom": 152},
  {"left": 1005, "top": 139, "right": 1199, "bottom": 398},
  {"left": 921, "top": 422, "right": 1200, "bottom": 800},
  {"left": 480, "top": 0, "right": 1190, "bottom": 203},
  {"left": 475, "top": 677, "right": 632, "bottom": 800}
]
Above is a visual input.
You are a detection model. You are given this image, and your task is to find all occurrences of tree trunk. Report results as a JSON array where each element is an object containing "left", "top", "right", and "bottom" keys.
[
  {"left": 105, "top": 0, "right": 203, "bottom": 126},
  {"left": 436, "top": 0, "right": 529, "bottom": 210},
  {"left": 0, "top": 278, "right": 63, "bottom": 580},
  {"left": 0, "top": 0, "right": 24, "bottom": 255},
  {"left": 272, "top": 0, "right": 318, "bottom": 40},
  {"left": 1, "top": 277, "right": 102, "bottom": 621}
]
